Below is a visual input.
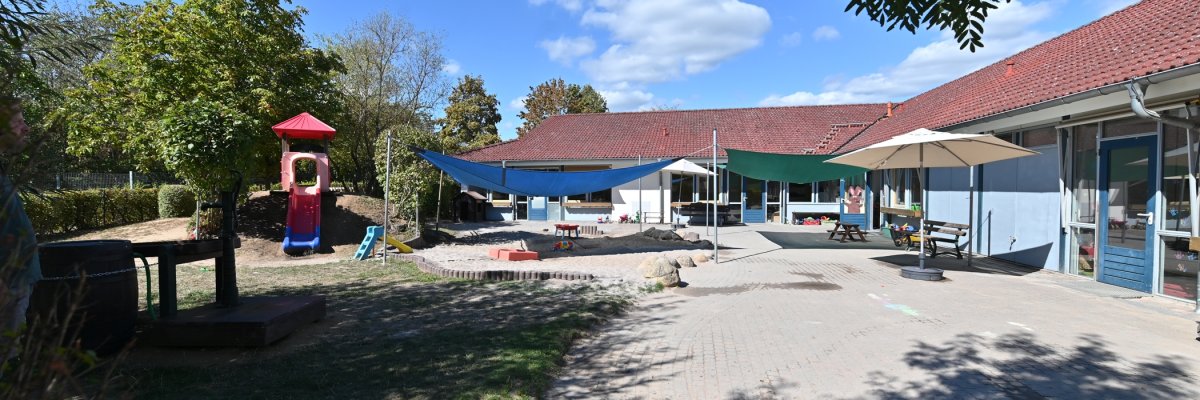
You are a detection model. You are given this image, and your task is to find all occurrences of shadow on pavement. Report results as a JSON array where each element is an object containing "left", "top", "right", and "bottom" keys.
[{"left": 863, "top": 331, "right": 1198, "bottom": 399}]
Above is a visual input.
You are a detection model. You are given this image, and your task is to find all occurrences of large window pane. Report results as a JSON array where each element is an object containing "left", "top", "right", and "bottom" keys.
[
  {"left": 1070, "top": 227, "right": 1096, "bottom": 278},
  {"left": 697, "top": 173, "right": 712, "bottom": 201},
  {"left": 1161, "top": 237, "right": 1198, "bottom": 301},
  {"left": 1072, "top": 124, "right": 1098, "bottom": 223},
  {"left": 890, "top": 170, "right": 907, "bottom": 205},
  {"left": 817, "top": 180, "right": 839, "bottom": 203},
  {"left": 788, "top": 182, "right": 813, "bottom": 202},
  {"left": 1103, "top": 117, "right": 1157, "bottom": 138},
  {"left": 672, "top": 174, "right": 694, "bottom": 203},
  {"left": 910, "top": 169, "right": 923, "bottom": 205},
  {"left": 1161, "top": 109, "right": 1200, "bottom": 232},
  {"left": 745, "top": 178, "right": 763, "bottom": 210},
  {"left": 767, "top": 181, "right": 781, "bottom": 202},
  {"left": 590, "top": 189, "right": 612, "bottom": 203},
  {"left": 727, "top": 171, "right": 742, "bottom": 203}
]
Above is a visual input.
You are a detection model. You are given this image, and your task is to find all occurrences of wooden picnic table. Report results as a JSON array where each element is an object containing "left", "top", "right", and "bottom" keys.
[{"left": 828, "top": 222, "right": 867, "bottom": 242}]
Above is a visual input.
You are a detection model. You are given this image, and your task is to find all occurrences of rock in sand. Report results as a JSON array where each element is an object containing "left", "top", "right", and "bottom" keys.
[
  {"left": 676, "top": 255, "right": 696, "bottom": 268},
  {"left": 692, "top": 253, "right": 710, "bottom": 264},
  {"left": 657, "top": 270, "right": 681, "bottom": 287}
]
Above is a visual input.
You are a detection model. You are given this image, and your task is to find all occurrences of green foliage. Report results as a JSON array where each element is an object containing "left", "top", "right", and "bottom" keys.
[
  {"left": 439, "top": 75, "right": 501, "bottom": 153},
  {"left": 845, "top": 0, "right": 1009, "bottom": 52},
  {"left": 63, "top": 0, "right": 343, "bottom": 193},
  {"left": 375, "top": 125, "right": 438, "bottom": 230},
  {"left": 157, "top": 184, "right": 195, "bottom": 218},
  {"left": 516, "top": 78, "right": 607, "bottom": 138},
  {"left": 23, "top": 188, "right": 158, "bottom": 234},
  {"left": 325, "top": 12, "right": 448, "bottom": 195}
]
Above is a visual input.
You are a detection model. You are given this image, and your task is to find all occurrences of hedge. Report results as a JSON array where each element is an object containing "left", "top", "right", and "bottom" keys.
[
  {"left": 158, "top": 185, "right": 196, "bottom": 218},
  {"left": 23, "top": 188, "right": 159, "bottom": 235}
]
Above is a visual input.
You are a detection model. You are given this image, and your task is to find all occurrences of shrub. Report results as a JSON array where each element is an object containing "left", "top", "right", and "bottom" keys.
[
  {"left": 24, "top": 188, "right": 159, "bottom": 235},
  {"left": 158, "top": 185, "right": 196, "bottom": 218}
]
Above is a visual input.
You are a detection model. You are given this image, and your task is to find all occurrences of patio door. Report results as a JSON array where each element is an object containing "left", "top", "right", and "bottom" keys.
[
  {"left": 743, "top": 178, "right": 766, "bottom": 223},
  {"left": 1097, "top": 135, "right": 1156, "bottom": 292},
  {"left": 529, "top": 196, "right": 548, "bottom": 221},
  {"left": 840, "top": 175, "right": 867, "bottom": 226}
]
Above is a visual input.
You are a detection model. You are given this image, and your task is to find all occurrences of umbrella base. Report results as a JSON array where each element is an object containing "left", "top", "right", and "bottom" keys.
[{"left": 900, "top": 266, "right": 944, "bottom": 281}]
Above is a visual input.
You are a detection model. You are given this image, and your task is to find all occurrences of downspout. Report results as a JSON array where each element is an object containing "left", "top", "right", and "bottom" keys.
[{"left": 1127, "top": 80, "right": 1200, "bottom": 313}]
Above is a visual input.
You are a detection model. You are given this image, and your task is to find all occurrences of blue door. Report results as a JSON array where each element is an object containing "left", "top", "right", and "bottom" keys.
[
  {"left": 742, "top": 178, "right": 766, "bottom": 223},
  {"left": 1098, "top": 135, "right": 1156, "bottom": 292},
  {"left": 839, "top": 176, "right": 868, "bottom": 226},
  {"left": 529, "top": 196, "right": 548, "bottom": 221}
]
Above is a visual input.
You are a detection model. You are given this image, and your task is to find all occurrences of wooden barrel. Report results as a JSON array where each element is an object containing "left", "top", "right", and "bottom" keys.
[{"left": 31, "top": 240, "right": 137, "bottom": 356}]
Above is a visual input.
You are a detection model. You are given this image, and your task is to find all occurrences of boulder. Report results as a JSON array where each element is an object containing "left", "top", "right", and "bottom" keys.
[
  {"left": 676, "top": 255, "right": 696, "bottom": 268},
  {"left": 642, "top": 256, "right": 676, "bottom": 278},
  {"left": 692, "top": 253, "right": 710, "bottom": 264},
  {"left": 682, "top": 232, "right": 701, "bottom": 242},
  {"left": 664, "top": 255, "right": 680, "bottom": 269},
  {"left": 657, "top": 270, "right": 681, "bottom": 287},
  {"left": 638, "top": 255, "right": 661, "bottom": 277}
]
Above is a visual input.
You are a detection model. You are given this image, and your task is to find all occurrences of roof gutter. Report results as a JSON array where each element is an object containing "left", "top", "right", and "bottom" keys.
[
  {"left": 1127, "top": 79, "right": 1198, "bottom": 130},
  {"left": 945, "top": 62, "right": 1200, "bottom": 130}
]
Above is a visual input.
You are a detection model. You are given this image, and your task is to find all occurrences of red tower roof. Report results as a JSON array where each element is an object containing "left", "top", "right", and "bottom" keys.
[{"left": 272, "top": 112, "right": 336, "bottom": 140}]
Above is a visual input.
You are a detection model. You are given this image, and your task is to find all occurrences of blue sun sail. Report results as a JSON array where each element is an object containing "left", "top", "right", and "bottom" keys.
[{"left": 412, "top": 147, "right": 679, "bottom": 197}]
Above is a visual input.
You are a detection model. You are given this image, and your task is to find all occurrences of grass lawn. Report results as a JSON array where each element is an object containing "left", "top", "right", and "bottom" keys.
[{"left": 123, "top": 259, "right": 637, "bottom": 399}]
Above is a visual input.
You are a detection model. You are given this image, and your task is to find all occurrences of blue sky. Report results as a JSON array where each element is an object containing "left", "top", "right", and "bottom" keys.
[{"left": 59, "top": 0, "right": 1140, "bottom": 139}]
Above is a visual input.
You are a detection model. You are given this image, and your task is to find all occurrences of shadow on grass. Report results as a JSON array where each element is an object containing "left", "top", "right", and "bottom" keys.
[
  {"left": 122, "top": 262, "right": 641, "bottom": 399},
  {"left": 862, "top": 331, "right": 1198, "bottom": 399}
]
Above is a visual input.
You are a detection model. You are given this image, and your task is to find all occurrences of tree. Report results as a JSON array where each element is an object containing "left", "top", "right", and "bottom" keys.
[
  {"left": 516, "top": 78, "right": 607, "bottom": 137},
  {"left": 374, "top": 124, "right": 439, "bottom": 233},
  {"left": 325, "top": 12, "right": 449, "bottom": 195},
  {"left": 63, "top": 0, "right": 343, "bottom": 194},
  {"left": 438, "top": 75, "right": 501, "bottom": 153},
  {"left": 845, "top": 0, "right": 1011, "bottom": 52}
]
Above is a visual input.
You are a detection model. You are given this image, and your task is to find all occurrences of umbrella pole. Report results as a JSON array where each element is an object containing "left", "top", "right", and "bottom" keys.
[
  {"left": 918, "top": 166, "right": 926, "bottom": 270},
  {"left": 968, "top": 165, "right": 974, "bottom": 268}
]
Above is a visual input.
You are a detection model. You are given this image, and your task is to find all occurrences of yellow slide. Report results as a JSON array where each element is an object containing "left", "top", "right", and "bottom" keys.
[{"left": 381, "top": 235, "right": 413, "bottom": 253}]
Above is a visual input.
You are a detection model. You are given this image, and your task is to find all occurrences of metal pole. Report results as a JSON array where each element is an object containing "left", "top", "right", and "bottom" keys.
[
  {"left": 638, "top": 155, "right": 643, "bottom": 232},
  {"left": 968, "top": 165, "right": 974, "bottom": 267},
  {"left": 713, "top": 128, "right": 719, "bottom": 263},
  {"left": 918, "top": 145, "right": 926, "bottom": 270},
  {"left": 383, "top": 136, "right": 392, "bottom": 265},
  {"left": 1186, "top": 127, "right": 1199, "bottom": 313},
  {"left": 128, "top": 170, "right": 134, "bottom": 189}
]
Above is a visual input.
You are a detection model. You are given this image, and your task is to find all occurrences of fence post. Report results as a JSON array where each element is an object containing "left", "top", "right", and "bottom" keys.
[
  {"left": 129, "top": 171, "right": 134, "bottom": 189},
  {"left": 56, "top": 173, "right": 61, "bottom": 190}
]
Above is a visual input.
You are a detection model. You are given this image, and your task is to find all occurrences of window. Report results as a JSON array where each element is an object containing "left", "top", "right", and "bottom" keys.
[
  {"left": 767, "top": 181, "right": 781, "bottom": 202},
  {"left": 727, "top": 171, "right": 742, "bottom": 203},
  {"left": 672, "top": 173, "right": 694, "bottom": 203},
  {"left": 1071, "top": 124, "right": 1097, "bottom": 224},
  {"left": 566, "top": 190, "right": 610, "bottom": 202},
  {"left": 1161, "top": 110, "right": 1200, "bottom": 231},
  {"left": 788, "top": 182, "right": 813, "bottom": 203},
  {"left": 492, "top": 191, "right": 510, "bottom": 201},
  {"left": 886, "top": 169, "right": 921, "bottom": 206},
  {"left": 817, "top": 180, "right": 839, "bottom": 203},
  {"left": 697, "top": 172, "right": 713, "bottom": 201}
]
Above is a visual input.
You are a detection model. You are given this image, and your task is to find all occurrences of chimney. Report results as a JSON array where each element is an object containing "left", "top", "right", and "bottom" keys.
[
  {"left": 1005, "top": 61, "right": 1016, "bottom": 77},
  {"left": 886, "top": 102, "right": 894, "bottom": 118}
]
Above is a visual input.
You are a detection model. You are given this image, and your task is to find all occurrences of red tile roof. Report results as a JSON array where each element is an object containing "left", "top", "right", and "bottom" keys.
[
  {"left": 840, "top": 0, "right": 1200, "bottom": 151},
  {"left": 459, "top": 104, "right": 887, "bottom": 161}
]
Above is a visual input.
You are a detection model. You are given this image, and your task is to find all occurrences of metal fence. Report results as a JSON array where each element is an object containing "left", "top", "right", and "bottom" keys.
[{"left": 35, "top": 171, "right": 182, "bottom": 190}]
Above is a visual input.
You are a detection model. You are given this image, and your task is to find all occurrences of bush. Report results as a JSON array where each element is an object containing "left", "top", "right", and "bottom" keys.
[
  {"left": 158, "top": 185, "right": 196, "bottom": 218},
  {"left": 24, "top": 188, "right": 159, "bottom": 235}
]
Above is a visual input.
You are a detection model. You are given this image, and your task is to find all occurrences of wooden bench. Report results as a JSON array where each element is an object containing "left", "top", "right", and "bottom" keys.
[{"left": 916, "top": 220, "right": 969, "bottom": 259}]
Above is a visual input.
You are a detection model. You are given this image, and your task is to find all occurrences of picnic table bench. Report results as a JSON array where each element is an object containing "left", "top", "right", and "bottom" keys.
[
  {"left": 827, "top": 222, "right": 867, "bottom": 242},
  {"left": 912, "top": 220, "right": 970, "bottom": 259}
]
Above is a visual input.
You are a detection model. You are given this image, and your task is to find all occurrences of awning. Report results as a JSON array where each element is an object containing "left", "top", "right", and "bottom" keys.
[
  {"left": 412, "top": 147, "right": 680, "bottom": 197},
  {"left": 725, "top": 148, "right": 868, "bottom": 183}
]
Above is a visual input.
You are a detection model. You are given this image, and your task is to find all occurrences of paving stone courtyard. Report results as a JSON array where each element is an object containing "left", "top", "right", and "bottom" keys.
[{"left": 549, "top": 224, "right": 1200, "bottom": 399}]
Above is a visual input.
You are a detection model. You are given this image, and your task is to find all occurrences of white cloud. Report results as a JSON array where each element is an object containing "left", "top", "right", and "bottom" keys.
[
  {"left": 761, "top": 0, "right": 1056, "bottom": 106},
  {"left": 780, "top": 31, "right": 804, "bottom": 47},
  {"left": 578, "top": 0, "right": 771, "bottom": 85},
  {"left": 812, "top": 25, "right": 840, "bottom": 41},
  {"left": 539, "top": 36, "right": 596, "bottom": 65},
  {"left": 441, "top": 60, "right": 461, "bottom": 75},
  {"left": 529, "top": 0, "right": 585, "bottom": 12},
  {"left": 596, "top": 84, "right": 656, "bottom": 111},
  {"left": 509, "top": 95, "right": 527, "bottom": 111}
]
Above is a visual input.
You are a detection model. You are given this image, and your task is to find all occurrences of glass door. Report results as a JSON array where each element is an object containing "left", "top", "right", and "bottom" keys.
[
  {"left": 743, "top": 178, "right": 765, "bottom": 223},
  {"left": 1097, "top": 135, "right": 1156, "bottom": 292}
]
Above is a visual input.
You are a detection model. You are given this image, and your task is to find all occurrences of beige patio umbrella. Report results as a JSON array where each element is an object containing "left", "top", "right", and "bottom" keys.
[{"left": 825, "top": 128, "right": 1040, "bottom": 280}]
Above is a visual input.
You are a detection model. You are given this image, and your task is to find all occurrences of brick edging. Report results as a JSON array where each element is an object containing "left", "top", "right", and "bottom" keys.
[{"left": 394, "top": 254, "right": 595, "bottom": 281}]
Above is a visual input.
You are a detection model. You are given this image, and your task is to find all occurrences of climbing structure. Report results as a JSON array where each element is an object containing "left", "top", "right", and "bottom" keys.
[{"left": 272, "top": 112, "right": 336, "bottom": 254}]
